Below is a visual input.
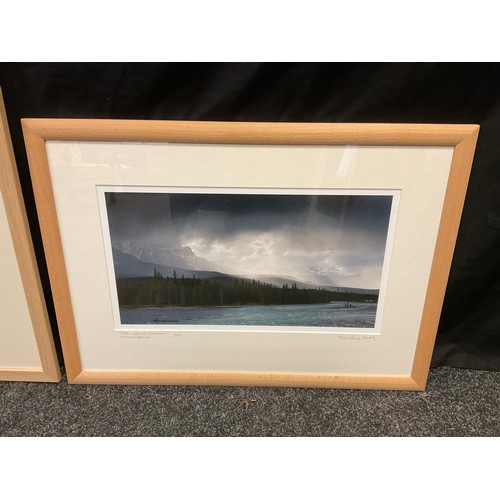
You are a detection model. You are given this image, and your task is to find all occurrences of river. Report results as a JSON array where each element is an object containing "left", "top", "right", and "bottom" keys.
[{"left": 119, "top": 301, "right": 377, "bottom": 328}]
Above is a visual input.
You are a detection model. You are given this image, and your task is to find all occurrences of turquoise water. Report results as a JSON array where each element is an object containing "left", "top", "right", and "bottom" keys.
[{"left": 120, "top": 302, "right": 377, "bottom": 328}]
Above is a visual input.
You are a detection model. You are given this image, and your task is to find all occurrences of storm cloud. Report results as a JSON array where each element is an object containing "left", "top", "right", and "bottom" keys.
[{"left": 104, "top": 192, "right": 394, "bottom": 289}]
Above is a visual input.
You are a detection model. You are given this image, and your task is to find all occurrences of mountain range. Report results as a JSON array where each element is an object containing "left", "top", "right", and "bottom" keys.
[
  {"left": 110, "top": 242, "right": 378, "bottom": 295},
  {"left": 112, "top": 241, "right": 221, "bottom": 272}
]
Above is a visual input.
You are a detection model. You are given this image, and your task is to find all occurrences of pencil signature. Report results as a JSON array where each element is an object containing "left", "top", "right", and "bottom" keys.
[{"left": 338, "top": 335, "right": 376, "bottom": 341}]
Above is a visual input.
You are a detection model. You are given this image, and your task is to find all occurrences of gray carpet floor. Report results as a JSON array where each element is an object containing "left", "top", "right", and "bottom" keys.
[{"left": 0, "top": 366, "right": 499, "bottom": 436}]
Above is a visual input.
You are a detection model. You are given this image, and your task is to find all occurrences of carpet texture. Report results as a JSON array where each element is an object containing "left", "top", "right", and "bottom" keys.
[{"left": 0, "top": 366, "right": 499, "bottom": 436}]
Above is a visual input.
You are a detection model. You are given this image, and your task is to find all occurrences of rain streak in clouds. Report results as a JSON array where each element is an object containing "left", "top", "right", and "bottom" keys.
[{"left": 105, "top": 192, "right": 394, "bottom": 290}]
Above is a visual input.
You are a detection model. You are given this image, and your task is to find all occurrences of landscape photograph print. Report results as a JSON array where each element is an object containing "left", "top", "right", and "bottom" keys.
[{"left": 101, "top": 189, "right": 396, "bottom": 330}]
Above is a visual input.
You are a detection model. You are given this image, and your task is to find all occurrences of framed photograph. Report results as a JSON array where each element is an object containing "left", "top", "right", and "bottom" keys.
[
  {"left": 22, "top": 119, "right": 478, "bottom": 389},
  {"left": 0, "top": 90, "right": 60, "bottom": 382}
]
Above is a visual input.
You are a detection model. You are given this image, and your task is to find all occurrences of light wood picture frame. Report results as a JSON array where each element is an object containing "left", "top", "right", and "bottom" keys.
[
  {"left": 21, "top": 119, "right": 478, "bottom": 389},
  {"left": 0, "top": 90, "right": 60, "bottom": 382}
]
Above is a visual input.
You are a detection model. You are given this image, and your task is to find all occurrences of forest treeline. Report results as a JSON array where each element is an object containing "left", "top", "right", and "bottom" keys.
[{"left": 116, "top": 270, "right": 378, "bottom": 307}]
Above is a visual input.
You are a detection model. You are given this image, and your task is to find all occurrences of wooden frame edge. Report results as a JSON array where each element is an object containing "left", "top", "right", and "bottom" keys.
[
  {"left": 71, "top": 369, "right": 423, "bottom": 390},
  {"left": 21, "top": 119, "right": 82, "bottom": 381},
  {"left": 0, "top": 368, "right": 60, "bottom": 383},
  {"left": 0, "top": 90, "right": 60, "bottom": 383},
  {"left": 410, "top": 125, "right": 479, "bottom": 389},
  {"left": 21, "top": 118, "right": 478, "bottom": 146},
  {"left": 21, "top": 119, "right": 480, "bottom": 389}
]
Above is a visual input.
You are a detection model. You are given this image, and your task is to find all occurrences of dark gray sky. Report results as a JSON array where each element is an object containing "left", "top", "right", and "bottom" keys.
[{"left": 105, "top": 192, "right": 394, "bottom": 289}]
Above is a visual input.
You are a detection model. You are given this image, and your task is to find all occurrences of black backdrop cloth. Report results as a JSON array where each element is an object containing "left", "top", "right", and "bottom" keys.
[{"left": 1, "top": 62, "right": 499, "bottom": 371}]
